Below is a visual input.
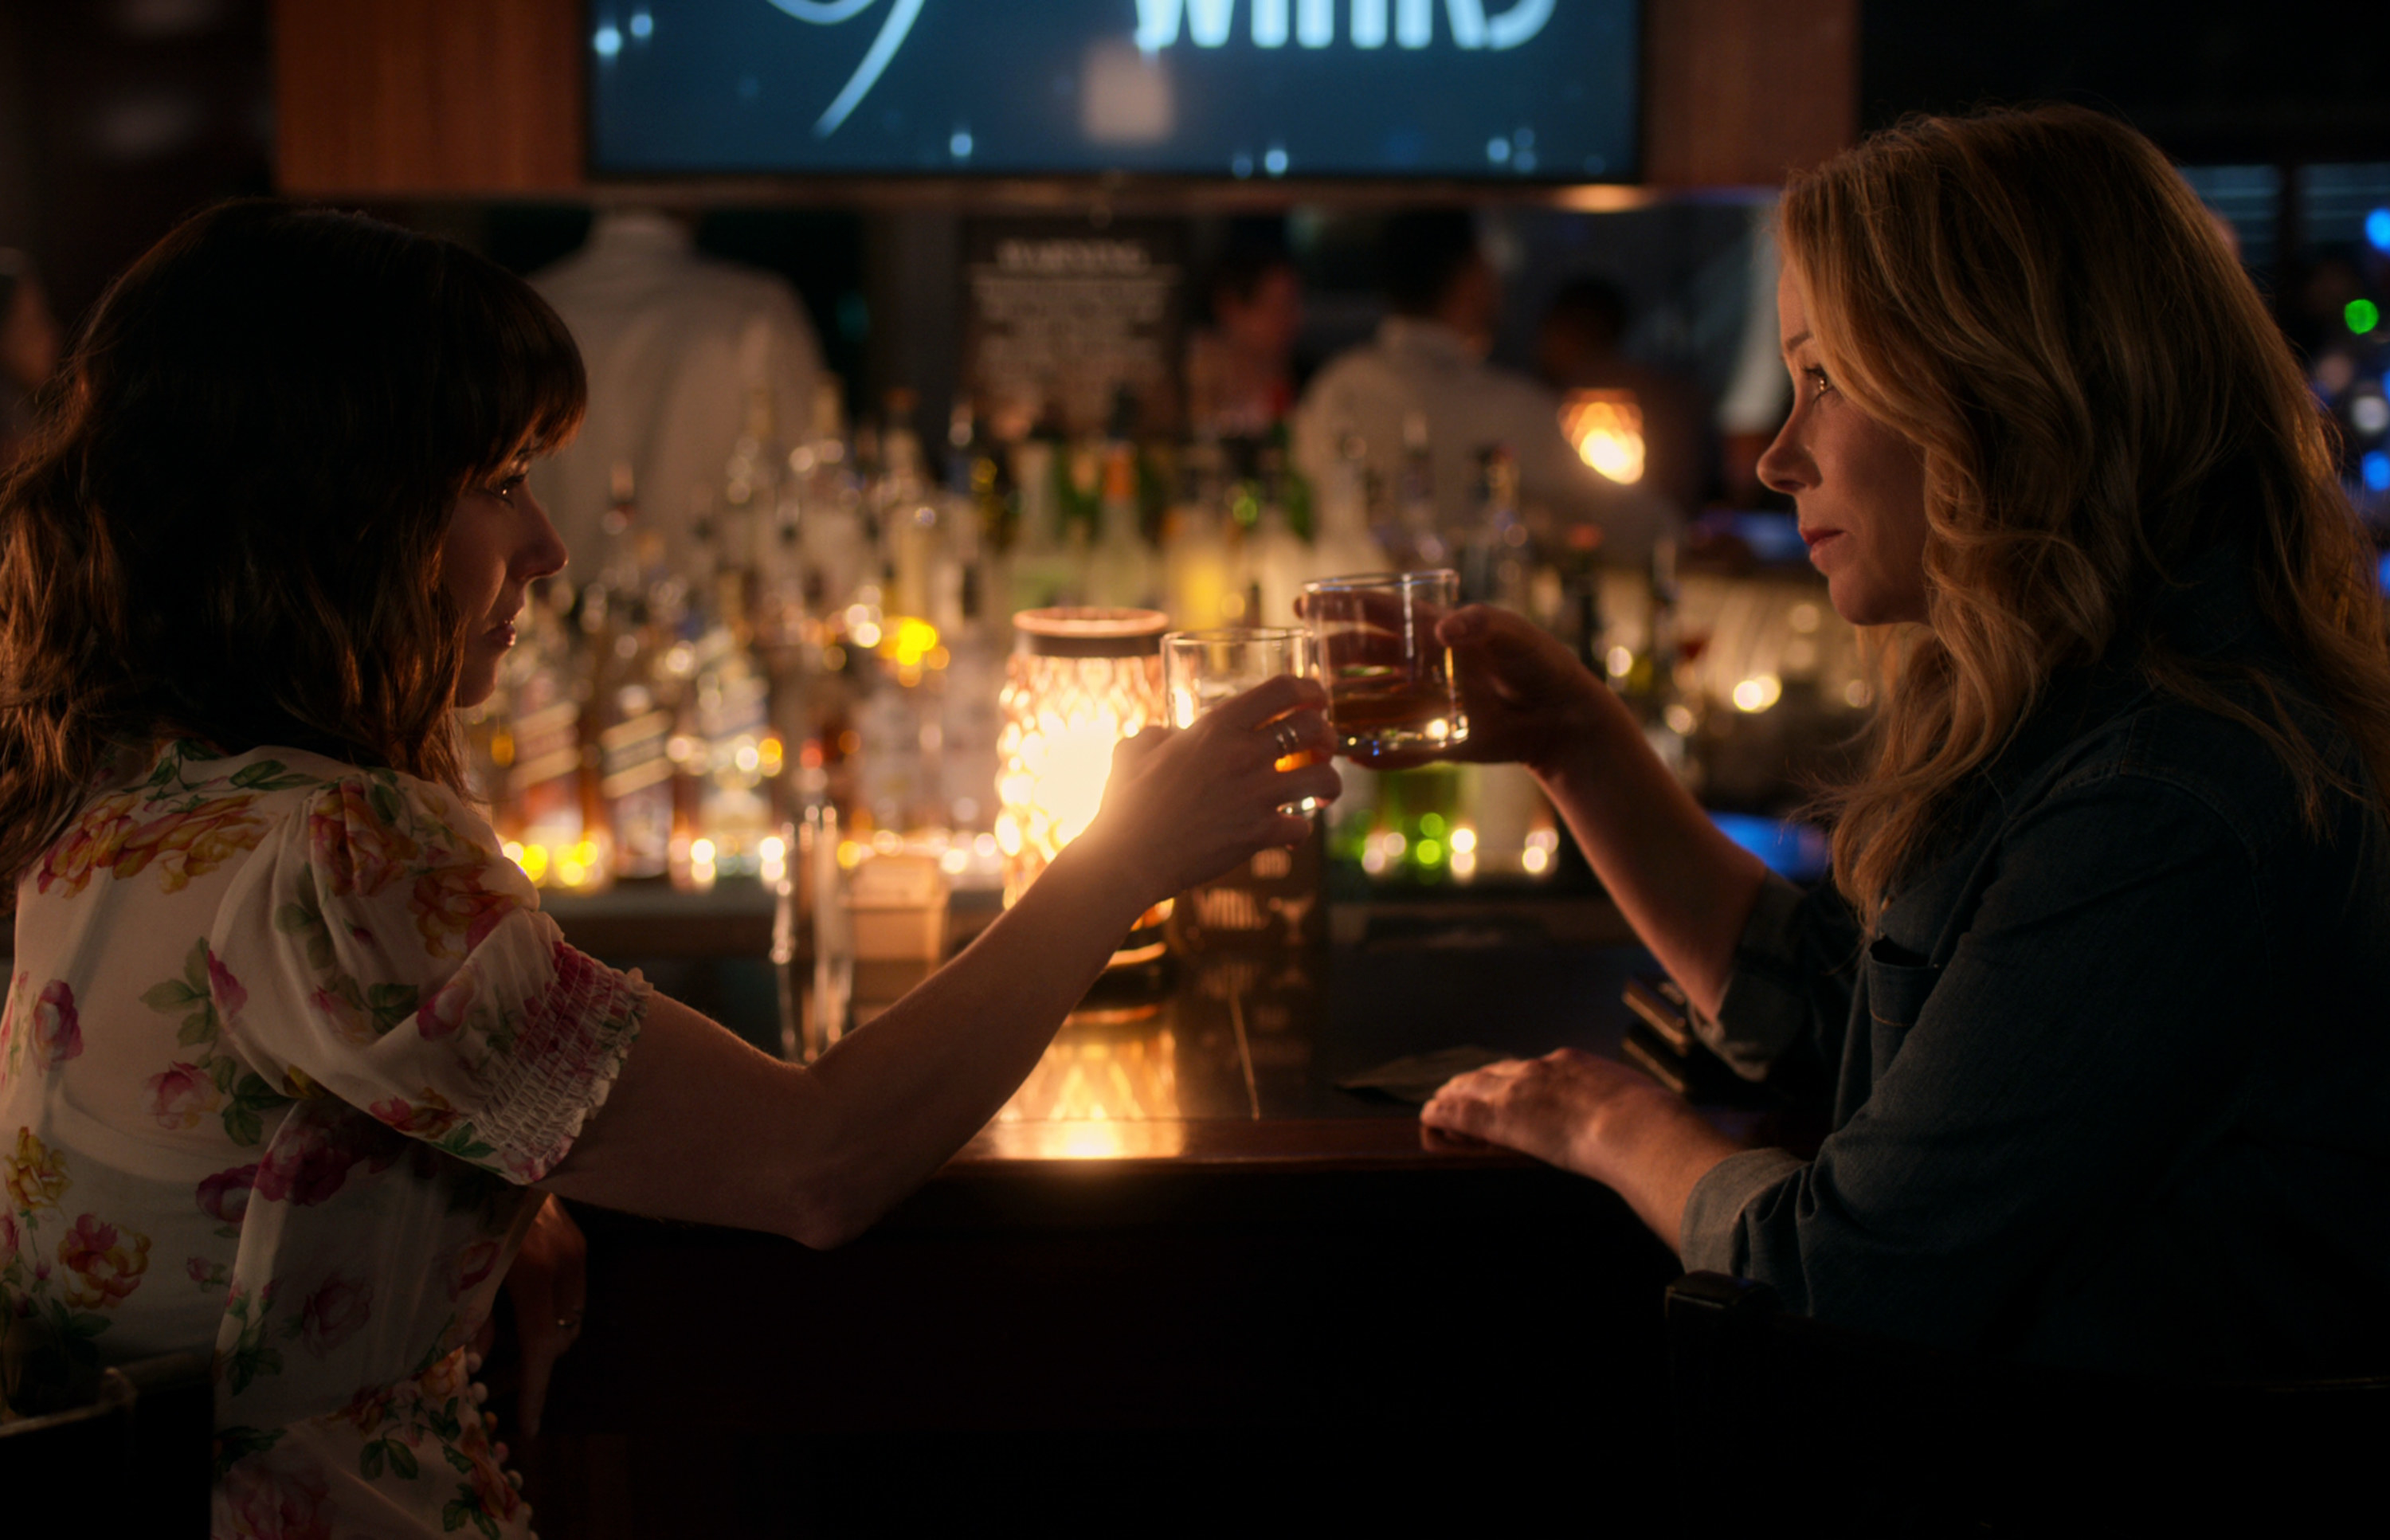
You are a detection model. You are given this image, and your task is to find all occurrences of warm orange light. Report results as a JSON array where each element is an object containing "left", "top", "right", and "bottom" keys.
[
  {"left": 993, "top": 1014, "right": 1186, "bottom": 1158},
  {"left": 1563, "top": 389, "right": 1646, "bottom": 486},
  {"left": 995, "top": 608, "right": 1170, "bottom": 908}
]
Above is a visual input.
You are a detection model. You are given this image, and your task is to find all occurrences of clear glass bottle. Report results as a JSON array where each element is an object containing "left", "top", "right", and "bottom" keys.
[
  {"left": 688, "top": 621, "right": 774, "bottom": 880},
  {"left": 795, "top": 378, "right": 870, "bottom": 618},
  {"left": 1162, "top": 440, "right": 1235, "bottom": 630},
  {"left": 1305, "top": 429, "right": 1389, "bottom": 582},
  {"left": 1005, "top": 437, "right": 1076, "bottom": 613},
  {"left": 586, "top": 595, "right": 676, "bottom": 881},
  {"left": 1086, "top": 438, "right": 1157, "bottom": 609},
  {"left": 1459, "top": 444, "right": 1533, "bottom": 612},
  {"left": 1235, "top": 443, "right": 1308, "bottom": 627},
  {"left": 1395, "top": 409, "right": 1448, "bottom": 567},
  {"left": 503, "top": 582, "right": 589, "bottom": 887}
]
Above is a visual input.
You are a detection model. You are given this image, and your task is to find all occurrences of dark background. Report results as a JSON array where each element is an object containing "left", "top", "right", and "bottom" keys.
[{"left": 4, "top": 2, "right": 2388, "bottom": 386}]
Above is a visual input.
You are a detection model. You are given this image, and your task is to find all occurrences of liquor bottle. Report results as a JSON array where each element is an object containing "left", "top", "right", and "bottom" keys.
[
  {"left": 875, "top": 396, "right": 952, "bottom": 631},
  {"left": 1059, "top": 425, "right": 1103, "bottom": 547},
  {"left": 671, "top": 520, "right": 776, "bottom": 883},
  {"left": 937, "top": 562, "right": 1005, "bottom": 839},
  {"left": 717, "top": 385, "right": 783, "bottom": 633},
  {"left": 457, "top": 696, "right": 513, "bottom": 834},
  {"left": 1306, "top": 430, "right": 1388, "bottom": 583},
  {"left": 945, "top": 402, "right": 1003, "bottom": 630},
  {"left": 754, "top": 510, "right": 811, "bottom": 654},
  {"left": 699, "top": 637, "right": 775, "bottom": 876},
  {"left": 1395, "top": 409, "right": 1448, "bottom": 567},
  {"left": 1236, "top": 443, "right": 1307, "bottom": 626},
  {"left": 648, "top": 516, "right": 709, "bottom": 869},
  {"left": 1267, "top": 419, "right": 1314, "bottom": 544},
  {"left": 1636, "top": 537, "right": 1698, "bottom": 785},
  {"left": 586, "top": 594, "right": 676, "bottom": 881},
  {"left": 503, "top": 582, "right": 590, "bottom": 886},
  {"left": 852, "top": 652, "right": 931, "bottom": 837},
  {"left": 796, "top": 378, "right": 871, "bottom": 618},
  {"left": 1162, "top": 439, "right": 1235, "bottom": 629},
  {"left": 1086, "top": 438, "right": 1157, "bottom": 609},
  {"left": 573, "top": 461, "right": 642, "bottom": 642},
  {"left": 1004, "top": 438, "right": 1060, "bottom": 612},
  {"left": 1458, "top": 445, "right": 1532, "bottom": 612}
]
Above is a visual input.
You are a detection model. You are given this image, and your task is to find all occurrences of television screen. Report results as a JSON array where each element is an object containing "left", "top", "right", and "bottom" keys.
[{"left": 590, "top": 1, "right": 1640, "bottom": 181}]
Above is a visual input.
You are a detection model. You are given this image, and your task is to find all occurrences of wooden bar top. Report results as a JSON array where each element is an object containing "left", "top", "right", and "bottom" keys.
[{"left": 543, "top": 879, "right": 1654, "bottom": 1174}]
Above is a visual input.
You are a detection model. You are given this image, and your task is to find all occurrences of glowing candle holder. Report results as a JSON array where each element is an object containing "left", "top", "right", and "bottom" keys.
[
  {"left": 1562, "top": 388, "right": 1647, "bottom": 486},
  {"left": 996, "top": 607, "right": 1170, "bottom": 961}
]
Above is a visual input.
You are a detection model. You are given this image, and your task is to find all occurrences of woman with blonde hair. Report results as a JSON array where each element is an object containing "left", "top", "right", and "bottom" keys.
[
  {"left": 0, "top": 200, "right": 1338, "bottom": 1533},
  {"left": 1414, "top": 105, "right": 2390, "bottom": 1373}
]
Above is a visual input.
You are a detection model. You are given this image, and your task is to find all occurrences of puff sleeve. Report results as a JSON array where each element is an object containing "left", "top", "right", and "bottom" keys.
[{"left": 209, "top": 769, "right": 647, "bottom": 1185}]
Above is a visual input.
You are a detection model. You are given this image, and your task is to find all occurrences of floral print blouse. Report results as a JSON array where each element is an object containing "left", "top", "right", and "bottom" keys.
[{"left": 0, "top": 742, "right": 648, "bottom": 1538}]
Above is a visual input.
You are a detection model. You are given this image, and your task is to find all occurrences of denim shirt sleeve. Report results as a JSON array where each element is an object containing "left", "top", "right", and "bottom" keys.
[
  {"left": 1700, "top": 872, "right": 1864, "bottom": 1087},
  {"left": 1677, "top": 764, "right": 2273, "bottom": 1346}
]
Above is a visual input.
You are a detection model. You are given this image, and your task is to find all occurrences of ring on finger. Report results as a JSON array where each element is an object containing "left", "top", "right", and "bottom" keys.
[{"left": 1270, "top": 720, "right": 1302, "bottom": 759}]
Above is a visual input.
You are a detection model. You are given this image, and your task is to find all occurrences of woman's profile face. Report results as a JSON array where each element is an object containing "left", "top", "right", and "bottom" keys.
[
  {"left": 1759, "top": 269, "right": 1930, "bottom": 628},
  {"left": 441, "top": 455, "right": 567, "bottom": 707}
]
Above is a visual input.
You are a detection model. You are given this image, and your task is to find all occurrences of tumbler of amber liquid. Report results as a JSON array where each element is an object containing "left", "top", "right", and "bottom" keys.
[
  {"left": 1299, "top": 570, "right": 1469, "bottom": 757},
  {"left": 1162, "top": 627, "right": 1322, "bottom": 813}
]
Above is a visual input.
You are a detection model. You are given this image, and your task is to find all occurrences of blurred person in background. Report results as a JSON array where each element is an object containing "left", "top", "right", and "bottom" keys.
[
  {"left": 1187, "top": 237, "right": 1304, "bottom": 440},
  {"left": 1294, "top": 210, "right": 1671, "bottom": 566},
  {"left": 527, "top": 207, "right": 825, "bottom": 574},
  {"left": 1536, "top": 276, "right": 1713, "bottom": 520}
]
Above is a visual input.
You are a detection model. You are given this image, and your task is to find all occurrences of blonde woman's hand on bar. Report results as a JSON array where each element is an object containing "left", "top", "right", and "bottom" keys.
[{"left": 1421, "top": 1048, "right": 1742, "bottom": 1248}]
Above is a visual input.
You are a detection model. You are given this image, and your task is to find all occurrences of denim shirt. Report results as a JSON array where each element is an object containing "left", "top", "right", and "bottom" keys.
[{"left": 1681, "top": 573, "right": 2390, "bottom": 1376}]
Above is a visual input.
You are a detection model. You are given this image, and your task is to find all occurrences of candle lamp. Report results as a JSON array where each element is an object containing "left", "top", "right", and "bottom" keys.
[
  {"left": 1562, "top": 388, "right": 1647, "bottom": 486},
  {"left": 995, "top": 607, "right": 1171, "bottom": 963}
]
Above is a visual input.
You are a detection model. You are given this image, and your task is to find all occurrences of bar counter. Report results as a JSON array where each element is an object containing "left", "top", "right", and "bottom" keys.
[{"left": 519, "top": 881, "right": 1699, "bottom": 1533}]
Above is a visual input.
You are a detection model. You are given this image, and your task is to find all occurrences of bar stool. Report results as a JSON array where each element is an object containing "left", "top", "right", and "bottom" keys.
[{"left": 0, "top": 1348, "right": 214, "bottom": 1530}]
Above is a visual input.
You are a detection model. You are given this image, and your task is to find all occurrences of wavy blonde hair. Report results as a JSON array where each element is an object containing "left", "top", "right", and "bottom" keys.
[{"left": 1785, "top": 107, "right": 2390, "bottom": 923}]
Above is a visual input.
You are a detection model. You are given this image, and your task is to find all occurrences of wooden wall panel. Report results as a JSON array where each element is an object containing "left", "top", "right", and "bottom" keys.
[
  {"left": 1645, "top": 0, "right": 1859, "bottom": 188},
  {"left": 275, "top": 0, "right": 584, "bottom": 195}
]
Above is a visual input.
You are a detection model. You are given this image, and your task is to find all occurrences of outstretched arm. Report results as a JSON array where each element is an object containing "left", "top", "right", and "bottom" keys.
[
  {"left": 542, "top": 676, "right": 1341, "bottom": 1247},
  {"left": 1372, "top": 604, "right": 1769, "bottom": 1018},
  {"left": 1374, "top": 606, "right": 1764, "bottom": 1246}
]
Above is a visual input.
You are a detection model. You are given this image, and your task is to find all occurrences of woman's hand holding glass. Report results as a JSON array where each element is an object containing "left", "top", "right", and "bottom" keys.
[
  {"left": 1320, "top": 599, "right": 1616, "bottom": 776},
  {"left": 1436, "top": 603, "right": 1624, "bottom": 771},
  {"left": 1073, "top": 672, "right": 1339, "bottom": 907},
  {"left": 1163, "top": 627, "right": 1326, "bottom": 814},
  {"left": 1299, "top": 570, "right": 1471, "bottom": 762}
]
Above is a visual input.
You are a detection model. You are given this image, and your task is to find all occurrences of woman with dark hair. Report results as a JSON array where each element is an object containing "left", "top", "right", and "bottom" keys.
[
  {"left": 0, "top": 202, "right": 1338, "bottom": 1533},
  {"left": 1413, "top": 107, "right": 2390, "bottom": 1374}
]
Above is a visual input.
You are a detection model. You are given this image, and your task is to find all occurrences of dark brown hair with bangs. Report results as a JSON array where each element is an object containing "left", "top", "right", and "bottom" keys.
[{"left": 0, "top": 200, "right": 585, "bottom": 887}]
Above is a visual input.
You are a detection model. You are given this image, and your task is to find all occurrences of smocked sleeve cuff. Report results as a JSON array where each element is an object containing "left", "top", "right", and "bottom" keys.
[
  {"left": 1679, "top": 1146, "right": 1806, "bottom": 1272},
  {"left": 472, "top": 947, "right": 651, "bottom": 1184},
  {"left": 1699, "top": 874, "right": 1816, "bottom": 1080}
]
